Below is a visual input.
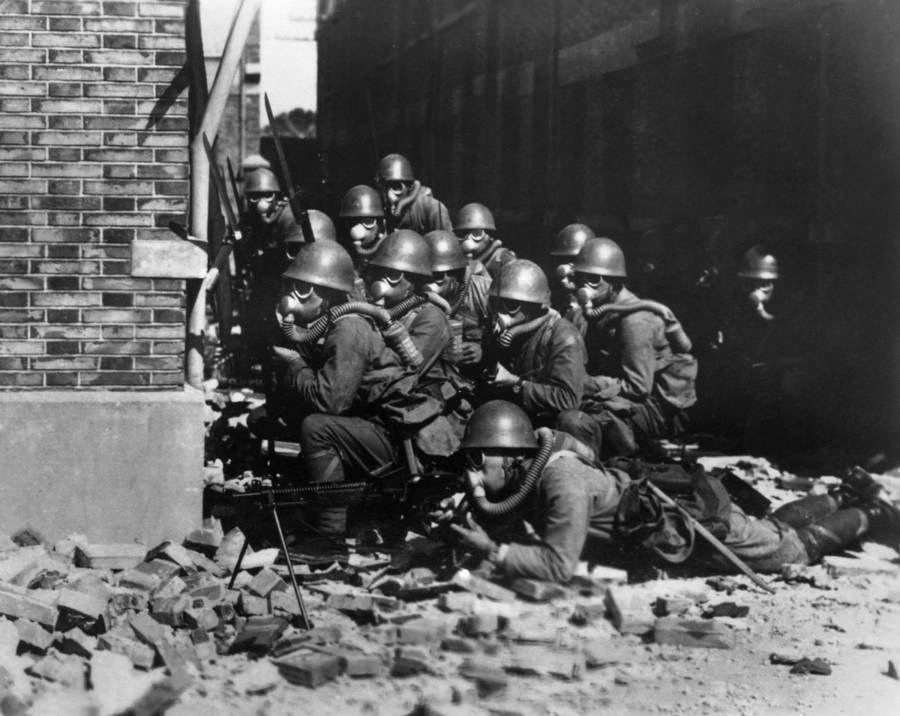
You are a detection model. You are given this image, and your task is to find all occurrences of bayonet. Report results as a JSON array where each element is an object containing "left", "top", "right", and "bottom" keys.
[
  {"left": 201, "top": 132, "right": 242, "bottom": 266},
  {"left": 264, "top": 92, "right": 316, "bottom": 242}
]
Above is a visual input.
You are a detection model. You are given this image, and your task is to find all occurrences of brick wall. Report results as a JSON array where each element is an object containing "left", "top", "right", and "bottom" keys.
[{"left": 0, "top": 0, "right": 189, "bottom": 389}]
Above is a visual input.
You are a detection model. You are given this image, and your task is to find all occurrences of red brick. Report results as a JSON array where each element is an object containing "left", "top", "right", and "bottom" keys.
[
  {"left": 0, "top": 277, "right": 43, "bottom": 289},
  {"left": 0, "top": 66, "right": 28, "bottom": 80},
  {"left": 48, "top": 116, "right": 83, "bottom": 130},
  {"left": 0, "top": 373, "right": 43, "bottom": 386},
  {"left": 82, "top": 308, "right": 150, "bottom": 323},
  {"left": 0, "top": 179, "right": 47, "bottom": 194},
  {"left": 49, "top": 17, "right": 81, "bottom": 31},
  {"left": 105, "top": 2, "right": 138, "bottom": 16},
  {"left": 0, "top": 131, "right": 27, "bottom": 144},
  {"left": 45, "top": 340, "right": 81, "bottom": 354},
  {"left": 0, "top": 16, "right": 44, "bottom": 31},
  {"left": 32, "top": 227, "right": 98, "bottom": 242},
  {"left": 33, "top": 1, "right": 102, "bottom": 14},
  {"left": 100, "top": 326, "right": 135, "bottom": 339},
  {"left": 0, "top": 49, "right": 45, "bottom": 63},
  {"left": 80, "top": 371, "right": 149, "bottom": 386},
  {"left": 85, "top": 49, "right": 152, "bottom": 65},
  {"left": 0, "top": 81, "right": 44, "bottom": 97},
  {"left": 32, "top": 32, "right": 100, "bottom": 48},
  {"left": 33, "top": 260, "right": 100, "bottom": 274},
  {"left": 41, "top": 51, "right": 82, "bottom": 66},
  {"left": 0, "top": 327, "right": 28, "bottom": 339},
  {"left": 84, "top": 277, "right": 149, "bottom": 290},
  {"left": 31, "top": 162, "right": 102, "bottom": 178},
  {"left": 0, "top": 196, "right": 27, "bottom": 210},
  {"left": 32, "top": 357, "right": 96, "bottom": 370},
  {"left": 150, "top": 373, "right": 182, "bottom": 386},
  {"left": 135, "top": 325, "right": 182, "bottom": 339},
  {"left": 87, "top": 17, "right": 152, "bottom": 32},
  {"left": 0, "top": 115, "right": 44, "bottom": 130},
  {"left": 0, "top": 358, "right": 25, "bottom": 370},
  {"left": 33, "top": 131, "right": 102, "bottom": 146},
  {"left": 47, "top": 309, "right": 78, "bottom": 322},
  {"left": 0, "top": 164, "right": 28, "bottom": 177},
  {"left": 104, "top": 66, "right": 136, "bottom": 82},
  {"left": 0, "top": 341, "right": 45, "bottom": 355},
  {"left": 47, "top": 372, "right": 78, "bottom": 386},
  {"left": 0, "top": 587, "right": 58, "bottom": 626}
]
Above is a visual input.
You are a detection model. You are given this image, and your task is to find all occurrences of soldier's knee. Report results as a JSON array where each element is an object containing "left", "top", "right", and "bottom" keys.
[{"left": 299, "top": 413, "right": 333, "bottom": 450}]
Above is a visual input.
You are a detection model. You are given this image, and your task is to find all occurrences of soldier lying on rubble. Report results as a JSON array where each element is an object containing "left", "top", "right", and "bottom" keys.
[{"left": 445, "top": 400, "right": 900, "bottom": 584}]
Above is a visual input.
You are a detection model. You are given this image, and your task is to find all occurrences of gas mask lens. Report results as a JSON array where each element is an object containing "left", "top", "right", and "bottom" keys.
[
  {"left": 286, "top": 280, "right": 315, "bottom": 300},
  {"left": 247, "top": 192, "right": 277, "bottom": 205},
  {"left": 285, "top": 242, "right": 303, "bottom": 260},
  {"left": 464, "top": 451, "right": 485, "bottom": 470}
]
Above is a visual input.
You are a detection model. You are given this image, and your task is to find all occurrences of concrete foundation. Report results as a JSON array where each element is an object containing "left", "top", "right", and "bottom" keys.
[{"left": 0, "top": 390, "right": 205, "bottom": 545}]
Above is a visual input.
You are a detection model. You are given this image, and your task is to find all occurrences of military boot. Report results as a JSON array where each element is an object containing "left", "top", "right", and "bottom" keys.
[
  {"left": 832, "top": 466, "right": 882, "bottom": 508},
  {"left": 860, "top": 498, "right": 900, "bottom": 550}
]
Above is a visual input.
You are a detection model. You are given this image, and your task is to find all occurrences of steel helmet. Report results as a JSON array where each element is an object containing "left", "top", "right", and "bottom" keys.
[
  {"left": 377, "top": 153, "right": 414, "bottom": 182},
  {"left": 551, "top": 223, "right": 596, "bottom": 257},
  {"left": 425, "top": 230, "right": 467, "bottom": 273},
  {"left": 367, "top": 229, "right": 432, "bottom": 278},
  {"left": 241, "top": 154, "right": 271, "bottom": 173},
  {"left": 737, "top": 245, "right": 779, "bottom": 280},
  {"left": 490, "top": 259, "right": 551, "bottom": 307},
  {"left": 339, "top": 185, "right": 384, "bottom": 219},
  {"left": 244, "top": 167, "right": 281, "bottom": 195},
  {"left": 460, "top": 400, "right": 538, "bottom": 451},
  {"left": 289, "top": 209, "right": 336, "bottom": 244},
  {"left": 282, "top": 239, "right": 356, "bottom": 294},
  {"left": 455, "top": 203, "right": 496, "bottom": 232},
  {"left": 572, "top": 237, "right": 627, "bottom": 278}
]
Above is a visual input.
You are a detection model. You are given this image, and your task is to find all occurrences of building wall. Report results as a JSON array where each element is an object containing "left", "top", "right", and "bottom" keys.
[
  {"left": 318, "top": 0, "right": 900, "bottom": 454},
  {"left": 0, "top": 0, "right": 190, "bottom": 390}
]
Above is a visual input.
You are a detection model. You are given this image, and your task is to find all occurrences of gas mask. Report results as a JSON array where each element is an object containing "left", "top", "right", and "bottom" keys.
[
  {"left": 746, "top": 280, "right": 775, "bottom": 320},
  {"left": 381, "top": 180, "right": 410, "bottom": 216},
  {"left": 366, "top": 267, "right": 414, "bottom": 308},
  {"left": 349, "top": 219, "right": 381, "bottom": 248},
  {"left": 574, "top": 273, "right": 613, "bottom": 308},
  {"left": 284, "top": 240, "right": 303, "bottom": 263},
  {"left": 458, "top": 229, "right": 489, "bottom": 260},
  {"left": 555, "top": 263, "right": 575, "bottom": 292},
  {"left": 247, "top": 192, "right": 281, "bottom": 226},
  {"left": 277, "top": 279, "right": 325, "bottom": 326},
  {"left": 465, "top": 451, "right": 524, "bottom": 499},
  {"left": 490, "top": 297, "right": 526, "bottom": 336},
  {"left": 425, "top": 270, "right": 460, "bottom": 299}
]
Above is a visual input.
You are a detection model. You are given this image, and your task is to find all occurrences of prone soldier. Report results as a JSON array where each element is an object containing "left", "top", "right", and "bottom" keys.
[{"left": 448, "top": 401, "right": 900, "bottom": 583}]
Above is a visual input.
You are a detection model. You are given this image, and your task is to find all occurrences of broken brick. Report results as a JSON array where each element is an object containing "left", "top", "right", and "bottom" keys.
[
  {"left": 150, "top": 596, "right": 190, "bottom": 628},
  {"left": 74, "top": 543, "right": 147, "bottom": 571},
  {"left": 438, "top": 592, "right": 477, "bottom": 614},
  {"left": 277, "top": 651, "right": 342, "bottom": 688},
  {"left": 441, "top": 637, "right": 478, "bottom": 654},
  {"left": 704, "top": 602, "right": 749, "bottom": 618},
  {"left": 128, "top": 612, "right": 169, "bottom": 647},
  {"left": 391, "top": 646, "right": 433, "bottom": 676},
  {"left": 326, "top": 648, "right": 384, "bottom": 678},
  {"left": 27, "top": 650, "right": 86, "bottom": 689},
  {"left": 509, "top": 578, "right": 572, "bottom": 602},
  {"left": 153, "top": 575, "right": 188, "bottom": 600},
  {"left": 655, "top": 597, "right": 693, "bottom": 617},
  {"left": 604, "top": 587, "right": 655, "bottom": 636},
  {"left": 229, "top": 616, "right": 288, "bottom": 655},
  {"left": 97, "top": 632, "right": 156, "bottom": 670},
  {"left": 247, "top": 568, "right": 287, "bottom": 598},
  {"left": 109, "top": 588, "right": 150, "bottom": 615},
  {"left": 451, "top": 571, "right": 516, "bottom": 602},
  {"left": 239, "top": 593, "right": 270, "bottom": 617},
  {"left": 653, "top": 617, "right": 736, "bottom": 649},
  {"left": 269, "top": 590, "right": 303, "bottom": 618},
  {"left": 184, "top": 527, "right": 222, "bottom": 557},
  {"left": 183, "top": 607, "right": 219, "bottom": 631},
  {"left": 458, "top": 657, "right": 508, "bottom": 696},
  {"left": 56, "top": 627, "right": 98, "bottom": 659},
  {"left": 0, "top": 585, "right": 58, "bottom": 627},
  {"left": 569, "top": 600, "right": 607, "bottom": 626},
  {"left": 11, "top": 526, "right": 47, "bottom": 548},
  {"left": 502, "top": 644, "right": 584, "bottom": 680},
  {"left": 15, "top": 618, "right": 54, "bottom": 654},
  {"left": 117, "top": 568, "right": 161, "bottom": 592},
  {"left": 58, "top": 587, "right": 108, "bottom": 622},
  {"left": 396, "top": 621, "right": 447, "bottom": 645},
  {"left": 457, "top": 613, "right": 499, "bottom": 637},
  {"left": 146, "top": 541, "right": 195, "bottom": 570},
  {"left": 154, "top": 637, "right": 195, "bottom": 690},
  {"left": 137, "top": 559, "right": 182, "bottom": 582}
]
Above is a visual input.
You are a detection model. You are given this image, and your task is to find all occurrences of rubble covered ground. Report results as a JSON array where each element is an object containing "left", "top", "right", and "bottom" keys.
[{"left": 0, "top": 389, "right": 897, "bottom": 716}]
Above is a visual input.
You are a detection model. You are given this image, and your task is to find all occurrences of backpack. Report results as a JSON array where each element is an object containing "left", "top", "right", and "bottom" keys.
[{"left": 611, "top": 459, "right": 732, "bottom": 564}]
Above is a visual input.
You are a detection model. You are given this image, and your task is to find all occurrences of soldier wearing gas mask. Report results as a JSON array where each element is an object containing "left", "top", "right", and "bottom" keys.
[
  {"left": 454, "top": 203, "right": 516, "bottom": 281},
  {"left": 446, "top": 402, "right": 900, "bottom": 584},
  {"left": 423, "top": 230, "right": 492, "bottom": 379},
  {"left": 375, "top": 153, "right": 452, "bottom": 234},
  {"left": 338, "top": 184, "right": 386, "bottom": 265},
  {"left": 480, "top": 259, "right": 586, "bottom": 426},
  {"left": 270, "top": 240, "right": 409, "bottom": 538},
  {"left": 549, "top": 223, "right": 596, "bottom": 316},
  {"left": 557, "top": 238, "right": 698, "bottom": 459}
]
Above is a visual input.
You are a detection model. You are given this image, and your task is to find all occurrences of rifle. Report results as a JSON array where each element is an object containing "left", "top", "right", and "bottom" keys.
[
  {"left": 263, "top": 93, "right": 316, "bottom": 243},
  {"left": 226, "top": 155, "right": 242, "bottom": 220},
  {"left": 201, "top": 132, "right": 242, "bottom": 267}
]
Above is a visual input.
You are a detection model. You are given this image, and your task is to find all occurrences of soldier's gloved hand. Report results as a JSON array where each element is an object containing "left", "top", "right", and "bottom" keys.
[
  {"left": 450, "top": 513, "right": 497, "bottom": 557},
  {"left": 459, "top": 343, "right": 482, "bottom": 365},
  {"left": 271, "top": 345, "right": 307, "bottom": 369},
  {"left": 489, "top": 363, "right": 520, "bottom": 388}
]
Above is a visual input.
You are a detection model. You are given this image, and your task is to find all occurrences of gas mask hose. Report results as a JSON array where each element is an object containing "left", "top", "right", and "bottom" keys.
[
  {"left": 584, "top": 298, "right": 693, "bottom": 353},
  {"left": 750, "top": 289, "right": 775, "bottom": 321},
  {"left": 496, "top": 310, "right": 551, "bottom": 350},
  {"left": 470, "top": 427, "right": 554, "bottom": 516}
]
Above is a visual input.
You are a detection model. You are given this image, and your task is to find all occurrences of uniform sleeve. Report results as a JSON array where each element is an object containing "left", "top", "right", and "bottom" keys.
[
  {"left": 429, "top": 197, "right": 453, "bottom": 232},
  {"left": 406, "top": 303, "right": 451, "bottom": 366},
  {"left": 614, "top": 313, "right": 658, "bottom": 400},
  {"left": 290, "top": 316, "right": 372, "bottom": 414},
  {"left": 499, "top": 463, "right": 590, "bottom": 582},
  {"left": 521, "top": 321, "right": 586, "bottom": 414}
]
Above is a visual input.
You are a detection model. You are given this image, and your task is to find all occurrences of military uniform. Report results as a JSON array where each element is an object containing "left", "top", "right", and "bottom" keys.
[
  {"left": 390, "top": 184, "right": 452, "bottom": 234},
  {"left": 484, "top": 310, "right": 586, "bottom": 426},
  {"left": 558, "top": 288, "right": 697, "bottom": 458}
]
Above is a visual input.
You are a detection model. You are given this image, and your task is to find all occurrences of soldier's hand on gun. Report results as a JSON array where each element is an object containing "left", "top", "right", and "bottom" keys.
[
  {"left": 489, "top": 363, "right": 520, "bottom": 388},
  {"left": 459, "top": 343, "right": 482, "bottom": 365},
  {"left": 450, "top": 513, "right": 497, "bottom": 556}
]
